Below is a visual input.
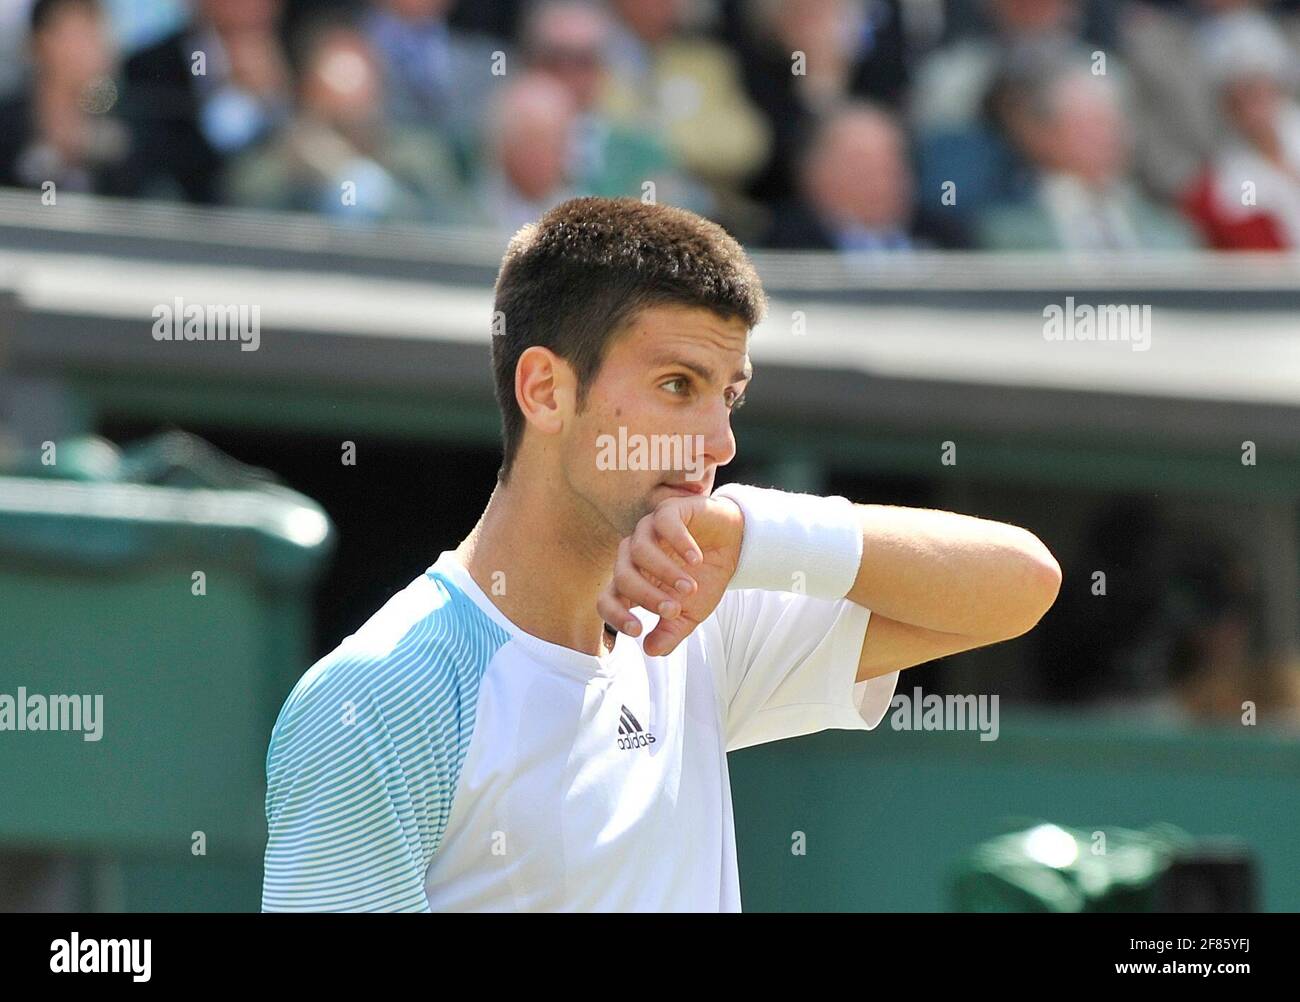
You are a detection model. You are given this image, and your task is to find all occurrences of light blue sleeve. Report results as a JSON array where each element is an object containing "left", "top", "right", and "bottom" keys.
[{"left": 261, "top": 575, "right": 507, "bottom": 912}]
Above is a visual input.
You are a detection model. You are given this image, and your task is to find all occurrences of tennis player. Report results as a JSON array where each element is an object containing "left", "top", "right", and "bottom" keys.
[{"left": 261, "top": 197, "right": 1061, "bottom": 912}]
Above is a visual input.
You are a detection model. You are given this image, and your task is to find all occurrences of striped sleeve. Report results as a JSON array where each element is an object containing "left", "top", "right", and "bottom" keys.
[{"left": 261, "top": 577, "right": 506, "bottom": 912}]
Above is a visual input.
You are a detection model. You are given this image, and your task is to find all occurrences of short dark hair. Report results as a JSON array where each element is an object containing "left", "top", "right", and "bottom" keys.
[{"left": 490, "top": 197, "right": 767, "bottom": 482}]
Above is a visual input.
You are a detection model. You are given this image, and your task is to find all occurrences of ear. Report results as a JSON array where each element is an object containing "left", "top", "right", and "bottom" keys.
[{"left": 515, "top": 346, "right": 576, "bottom": 438}]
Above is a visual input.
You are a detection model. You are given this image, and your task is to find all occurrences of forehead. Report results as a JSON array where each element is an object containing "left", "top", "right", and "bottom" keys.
[{"left": 612, "top": 303, "right": 751, "bottom": 374}]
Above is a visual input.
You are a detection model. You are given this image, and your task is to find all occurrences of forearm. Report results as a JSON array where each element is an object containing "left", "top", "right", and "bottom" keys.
[{"left": 846, "top": 504, "right": 1061, "bottom": 640}]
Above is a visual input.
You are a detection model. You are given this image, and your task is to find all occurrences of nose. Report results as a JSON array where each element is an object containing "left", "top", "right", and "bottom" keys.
[{"left": 702, "top": 399, "right": 737, "bottom": 471}]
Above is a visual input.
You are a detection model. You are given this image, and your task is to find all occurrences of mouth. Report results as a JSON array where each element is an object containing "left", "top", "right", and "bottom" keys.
[{"left": 659, "top": 480, "right": 708, "bottom": 497}]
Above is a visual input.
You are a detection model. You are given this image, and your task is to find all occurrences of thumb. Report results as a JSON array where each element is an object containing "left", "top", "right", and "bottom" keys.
[{"left": 641, "top": 612, "right": 696, "bottom": 658}]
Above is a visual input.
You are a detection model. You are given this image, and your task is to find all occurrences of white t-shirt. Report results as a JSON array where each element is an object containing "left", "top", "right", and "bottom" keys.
[{"left": 262, "top": 549, "right": 899, "bottom": 912}]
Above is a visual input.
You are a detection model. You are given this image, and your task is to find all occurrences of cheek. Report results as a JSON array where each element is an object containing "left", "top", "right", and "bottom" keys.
[
  {"left": 584, "top": 378, "right": 647, "bottom": 433},
  {"left": 569, "top": 399, "right": 629, "bottom": 487},
  {"left": 565, "top": 407, "right": 603, "bottom": 474},
  {"left": 574, "top": 394, "right": 674, "bottom": 491}
]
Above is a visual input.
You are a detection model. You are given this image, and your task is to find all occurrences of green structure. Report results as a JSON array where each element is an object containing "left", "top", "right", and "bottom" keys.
[{"left": 0, "top": 434, "right": 333, "bottom": 910}]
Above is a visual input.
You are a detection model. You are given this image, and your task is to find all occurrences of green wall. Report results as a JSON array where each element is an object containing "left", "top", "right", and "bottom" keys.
[{"left": 730, "top": 711, "right": 1300, "bottom": 911}]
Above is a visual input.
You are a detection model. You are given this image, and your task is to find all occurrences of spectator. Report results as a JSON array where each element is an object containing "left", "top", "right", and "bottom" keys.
[
  {"left": 362, "top": 0, "right": 504, "bottom": 150},
  {"left": 762, "top": 101, "right": 969, "bottom": 251},
  {"left": 1120, "top": 1, "right": 1300, "bottom": 203},
  {"left": 910, "top": 0, "right": 1096, "bottom": 130},
  {"left": 1180, "top": 9, "right": 1300, "bottom": 249},
  {"left": 475, "top": 72, "right": 579, "bottom": 232},
  {"left": 909, "top": 0, "right": 1118, "bottom": 220},
  {"left": 0, "top": 0, "right": 133, "bottom": 196},
  {"left": 1117, "top": 1, "right": 1217, "bottom": 201},
  {"left": 977, "top": 61, "right": 1197, "bottom": 251},
  {"left": 735, "top": 0, "right": 911, "bottom": 205},
  {"left": 600, "top": 0, "right": 770, "bottom": 210},
  {"left": 521, "top": 0, "right": 697, "bottom": 207},
  {"left": 120, "top": 0, "right": 292, "bottom": 203},
  {"left": 223, "top": 19, "right": 474, "bottom": 224}
]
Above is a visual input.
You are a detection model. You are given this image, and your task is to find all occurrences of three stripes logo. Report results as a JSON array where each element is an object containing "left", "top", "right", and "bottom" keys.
[{"left": 616, "top": 704, "right": 656, "bottom": 751}]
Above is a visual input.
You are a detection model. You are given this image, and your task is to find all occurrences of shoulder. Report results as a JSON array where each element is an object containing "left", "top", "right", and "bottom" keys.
[
  {"left": 268, "top": 571, "right": 511, "bottom": 760},
  {"left": 975, "top": 199, "right": 1056, "bottom": 251}
]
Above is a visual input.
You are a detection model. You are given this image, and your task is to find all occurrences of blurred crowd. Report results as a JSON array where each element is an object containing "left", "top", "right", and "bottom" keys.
[{"left": 4, "top": 0, "right": 1300, "bottom": 251}]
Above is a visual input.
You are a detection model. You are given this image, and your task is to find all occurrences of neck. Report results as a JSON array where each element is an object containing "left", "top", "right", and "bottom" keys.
[{"left": 456, "top": 461, "right": 620, "bottom": 657}]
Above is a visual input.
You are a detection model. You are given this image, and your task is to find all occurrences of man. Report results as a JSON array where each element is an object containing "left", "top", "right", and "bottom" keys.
[
  {"left": 762, "top": 101, "right": 970, "bottom": 251},
  {"left": 520, "top": 0, "right": 695, "bottom": 208},
  {"left": 361, "top": 0, "right": 504, "bottom": 143},
  {"left": 121, "top": 0, "right": 290, "bottom": 203},
  {"left": 0, "top": 0, "right": 133, "bottom": 196},
  {"left": 734, "top": 0, "right": 910, "bottom": 206},
  {"left": 221, "top": 20, "right": 473, "bottom": 225},
  {"left": 262, "top": 197, "right": 1061, "bottom": 912},
  {"left": 977, "top": 61, "right": 1197, "bottom": 251},
  {"left": 1180, "top": 9, "right": 1300, "bottom": 249},
  {"left": 474, "top": 73, "right": 580, "bottom": 233}
]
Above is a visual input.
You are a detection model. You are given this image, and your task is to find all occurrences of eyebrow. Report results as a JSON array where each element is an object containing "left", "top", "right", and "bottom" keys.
[{"left": 649, "top": 353, "right": 751, "bottom": 385}]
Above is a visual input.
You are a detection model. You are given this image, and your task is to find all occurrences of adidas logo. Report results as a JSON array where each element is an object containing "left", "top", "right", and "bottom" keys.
[{"left": 616, "top": 704, "right": 656, "bottom": 751}]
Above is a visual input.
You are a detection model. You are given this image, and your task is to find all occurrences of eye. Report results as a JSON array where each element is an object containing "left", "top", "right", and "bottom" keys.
[
  {"left": 726, "top": 388, "right": 747, "bottom": 410},
  {"left": 661, "top": 376, "right": 690, "bottom": 396}
]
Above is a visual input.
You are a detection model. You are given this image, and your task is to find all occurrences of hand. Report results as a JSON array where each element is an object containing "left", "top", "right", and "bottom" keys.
[{"left": 597, "top": 495, "right": 743, "bottom": 657}]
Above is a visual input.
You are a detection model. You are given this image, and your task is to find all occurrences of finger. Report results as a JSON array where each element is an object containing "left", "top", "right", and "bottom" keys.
[
  {"left": 607, "top": 537, "right": 681, "bottom": 621},
  {"left": 630, "top": 521, "right": 696, "bottom": 597},
  {"left": 642, "top": 612, "right": 697, "bottom": 657},
  {"left": 613, "top": 559, "right": 682, "bottom": 620},
  {"left": 654, "top": 503, "right": 704, "bottom": 567},
  {"left": 596, "top": 585, "right": 641, "bottom": 637}
]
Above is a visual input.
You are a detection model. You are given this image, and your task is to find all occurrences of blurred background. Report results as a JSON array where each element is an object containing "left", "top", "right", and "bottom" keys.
[{"left": 0, "top": 0, "right": 1297, "bottom": 912}]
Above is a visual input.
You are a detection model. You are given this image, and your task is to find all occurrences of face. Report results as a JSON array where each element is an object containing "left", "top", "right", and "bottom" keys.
[
  {"left": 777, "top": 0, "right": 856, "bottom": 58},
  {"left": 809, "top": 114, "right": 912, "bottom": 229},
  {"left": 35, "top": 5, "right": 113, "bottom": 87},
  {"left": 613, "top": 0, "right": 677, "bottom": 45},
  {"left": 302, "top": 32, "right": 381, "bottom": 126},
  {"left": 201, "top": 0, "right": 282, "bottom": 33},
  {"left": 532, "top": 7, "right": 608, "bottom": 111},
  {"left": 990, "top": 0, "right": 1074, "bottom": 34},
  {"left": 498, "top": 80, "right": 575, "bottom": 200},
  {"left": 1049, "top": 76, "right": 1128, "bottom": 185},
  {"left": 561, "top": 304, "right": 750, "bottom": 540},
  {"left": 384, "top": 0, "right": 451, "bottom": 20}
]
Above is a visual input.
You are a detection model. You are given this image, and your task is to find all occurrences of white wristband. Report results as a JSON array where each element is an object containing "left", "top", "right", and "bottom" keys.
[{"left": 710, "top": 483, "right": 862, "bottom": 599}]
